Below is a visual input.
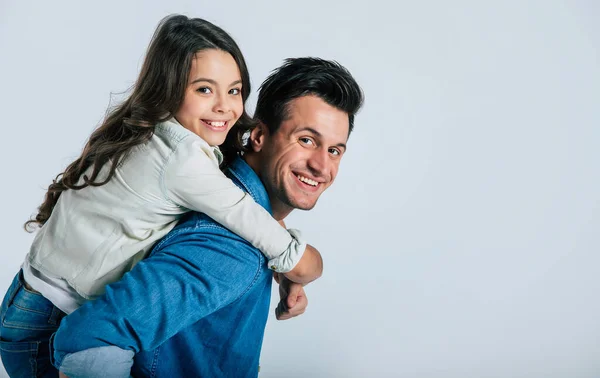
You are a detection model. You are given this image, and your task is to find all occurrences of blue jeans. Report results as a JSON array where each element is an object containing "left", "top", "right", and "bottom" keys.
[
  {"left": 0, "top": 270, "right": 66, "bottom": 378},
  {"left": 50, "top": 341, "right": 134, "bottom": 378}
]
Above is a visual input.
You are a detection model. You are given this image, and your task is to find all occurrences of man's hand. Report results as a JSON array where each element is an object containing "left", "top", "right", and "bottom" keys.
[{"left": 273, "top": 272, "right": 308, "bottom": 320}]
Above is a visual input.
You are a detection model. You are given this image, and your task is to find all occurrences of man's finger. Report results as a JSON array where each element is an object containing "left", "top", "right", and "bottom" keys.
[
  {"left": 286, "top": 284, "right": 304, "bottom": 308},
  {"left": 286, "top": 293, "right": 298, "bottom": 308},
  {"left": 275, "top": 300, "right": 289, "bottom": 320}
]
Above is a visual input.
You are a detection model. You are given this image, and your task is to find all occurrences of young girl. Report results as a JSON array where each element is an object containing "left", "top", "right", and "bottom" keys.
[{"left": 0, "top": 14, "right": 319, "bottom": 377}]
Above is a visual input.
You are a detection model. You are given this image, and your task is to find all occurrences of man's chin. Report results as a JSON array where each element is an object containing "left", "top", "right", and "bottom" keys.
[
  {"left": 294, "top": 205, "right": 315, "bottom": 211},
  {"left": 289, "top": 199, "right": 318, "bottom": 211}
]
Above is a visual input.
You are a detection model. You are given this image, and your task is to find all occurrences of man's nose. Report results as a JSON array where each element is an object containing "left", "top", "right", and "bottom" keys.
[{"left": 307, "top": 148, "right": 330, "bottom": 177}]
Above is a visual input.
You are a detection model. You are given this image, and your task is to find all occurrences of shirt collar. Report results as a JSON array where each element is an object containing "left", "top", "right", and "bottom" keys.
[
  {"left": 225, "top": 157, "right": 272, "bottom": 214},
  {"left": 164, "top": 117, "right": 223, "bottom": 165}
]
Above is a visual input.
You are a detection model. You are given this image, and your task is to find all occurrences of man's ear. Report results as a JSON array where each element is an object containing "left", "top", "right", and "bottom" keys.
[{"left": 248, "top": 122, "right": 268, "bottom": 152}]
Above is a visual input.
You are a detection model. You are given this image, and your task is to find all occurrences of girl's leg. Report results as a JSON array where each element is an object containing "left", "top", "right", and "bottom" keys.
[{"left": 0, "top": 270, "right": 66, "bottom": 378}]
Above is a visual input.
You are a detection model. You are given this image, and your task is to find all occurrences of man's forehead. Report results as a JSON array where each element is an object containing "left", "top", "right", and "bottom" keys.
[{"left": 284, "top": 95, "right": 350, "bottom": 141}]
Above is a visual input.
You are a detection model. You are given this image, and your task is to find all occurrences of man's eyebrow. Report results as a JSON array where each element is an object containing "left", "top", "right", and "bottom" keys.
[
  {"left": 190, "top": 78, "right": 242, "bottom": 86},
  {"left": 295, "top": 127, "right": 347, "bottom": 150}
]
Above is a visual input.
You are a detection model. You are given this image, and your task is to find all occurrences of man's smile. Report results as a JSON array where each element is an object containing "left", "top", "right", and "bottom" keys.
[{"left": 292, "top": 172, "right": 322, "bottom": 192}]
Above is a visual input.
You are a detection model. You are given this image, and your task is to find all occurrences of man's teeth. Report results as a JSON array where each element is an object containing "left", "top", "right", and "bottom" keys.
[
  {"left": 206, "top": 121, "right": 226, "bottom": 127},
  {"left": 297, "top": 174, "right": 318, "bottom": 186}
]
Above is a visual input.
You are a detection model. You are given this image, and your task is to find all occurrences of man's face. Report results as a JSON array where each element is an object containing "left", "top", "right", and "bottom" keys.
[{"left": 249, "top": 95, "right": 350, "bottom": 216}]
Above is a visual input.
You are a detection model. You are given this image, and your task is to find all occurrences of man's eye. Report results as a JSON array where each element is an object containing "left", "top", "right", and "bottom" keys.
[
  {"left": 299, "top": 137, "right": 314, "bottom": 145},
  {"left": 329, "top": 148, "right": 341, "bottom": 156},
  {"left": 229, "top": 88, "right": 241, "bottom": 95},
  {"left": 197, "top": 87, "right": 212, "bottom": 94}
]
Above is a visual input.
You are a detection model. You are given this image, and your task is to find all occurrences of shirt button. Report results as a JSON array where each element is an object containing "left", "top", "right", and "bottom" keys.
[{"left": 270, "top": 265, "right": 278, "bottom": 270}]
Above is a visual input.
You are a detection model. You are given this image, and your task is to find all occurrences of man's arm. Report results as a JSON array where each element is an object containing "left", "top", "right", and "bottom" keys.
[
  {"left": 275, "top": 220, "right": 323, "bottom": 285},
  {"left": 53, "top": 226, "right": 262, "bottom": 373},
  {"left": 281, "top": 244, "right": 323, "bottom": 285}
]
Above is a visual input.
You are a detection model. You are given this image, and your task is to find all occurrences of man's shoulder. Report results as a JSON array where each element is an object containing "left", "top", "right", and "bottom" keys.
[
  {"left": 149, "top": 156, "right": 269, "bottom": 262},
  {"left": 147, "top": 212, "right": 267, "bottom": 283},
  {"left": 150, "top": 212, "right": 257, "bottom": 256}
]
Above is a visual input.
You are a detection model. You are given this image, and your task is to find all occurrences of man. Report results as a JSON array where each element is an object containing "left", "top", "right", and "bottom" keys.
[{"left": 52, "top": 57, "right": 364, "bottom": 377}]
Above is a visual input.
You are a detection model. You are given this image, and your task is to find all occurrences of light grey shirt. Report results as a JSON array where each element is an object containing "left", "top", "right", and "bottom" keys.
[{"left": 25, "top": 118, "right": 305, "bottom": 311}]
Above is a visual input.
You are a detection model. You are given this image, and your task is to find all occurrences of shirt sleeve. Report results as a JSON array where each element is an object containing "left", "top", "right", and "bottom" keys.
[
  {"left": 162, "top": 138, "right": 305, "bottom": 272},
  {"left": 53, "top": 226, "right": 262, "bottom": 358}
]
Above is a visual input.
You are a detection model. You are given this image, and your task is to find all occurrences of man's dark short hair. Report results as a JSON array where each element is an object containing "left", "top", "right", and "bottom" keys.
[
  {"left": 220, "top": 57, "right": 364, "bottom": 164},
  {"left": 254, "top": 57, "right": 364, "bottom": 135}
]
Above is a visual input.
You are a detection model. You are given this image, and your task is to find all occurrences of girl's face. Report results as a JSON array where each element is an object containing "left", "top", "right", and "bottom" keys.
[{"left": 175, "top": 49, "right": 243, "bottom": 146}]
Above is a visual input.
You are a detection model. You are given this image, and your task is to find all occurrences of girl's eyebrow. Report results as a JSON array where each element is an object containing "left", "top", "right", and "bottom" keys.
[{"left": 190, "top": 78, "right": 242, "bottom": 86}]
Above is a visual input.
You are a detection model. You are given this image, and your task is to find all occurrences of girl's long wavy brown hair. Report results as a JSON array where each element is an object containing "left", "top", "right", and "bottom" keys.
[{"left": 24, "top": 14, "right": 255, "bottom": 232}]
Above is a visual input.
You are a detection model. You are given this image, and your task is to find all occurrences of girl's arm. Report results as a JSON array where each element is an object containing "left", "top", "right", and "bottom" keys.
[{"left": 164, "top": 139, "right": 322, "bottom": 282}]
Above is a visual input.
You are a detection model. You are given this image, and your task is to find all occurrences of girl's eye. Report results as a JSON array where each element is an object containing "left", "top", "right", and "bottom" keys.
[
  {"left": 197, "top": 87, "right": 212, "bottom": 94},
  {"left": 229, "top": 88, "right": 241, "bottom": 95},
  {"left": 299, "top": 137, "right": 314, "bottom": 145}
]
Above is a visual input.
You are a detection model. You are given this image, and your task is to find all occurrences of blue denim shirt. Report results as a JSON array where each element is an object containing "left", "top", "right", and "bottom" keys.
[{"left": 52, "top": 157, "right": 273, "bottom": 377}]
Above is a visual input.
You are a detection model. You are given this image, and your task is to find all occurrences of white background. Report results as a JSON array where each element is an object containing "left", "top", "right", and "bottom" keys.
[{"left": 1, "top": 1, "right": 599, "bottom": 377}]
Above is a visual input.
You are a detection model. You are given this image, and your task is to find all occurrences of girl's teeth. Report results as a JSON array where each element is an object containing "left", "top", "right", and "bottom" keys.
[{"left": 207, "top": 121, "right": 226, "bottom": 127}]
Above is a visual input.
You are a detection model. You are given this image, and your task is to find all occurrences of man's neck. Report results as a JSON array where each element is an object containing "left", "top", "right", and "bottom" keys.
[
  {"left": 269, "top": 202, "right": 293, "bottom": 222},
  {"left": 243, "top": 155, "right": 293, "bottom": 221}
]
